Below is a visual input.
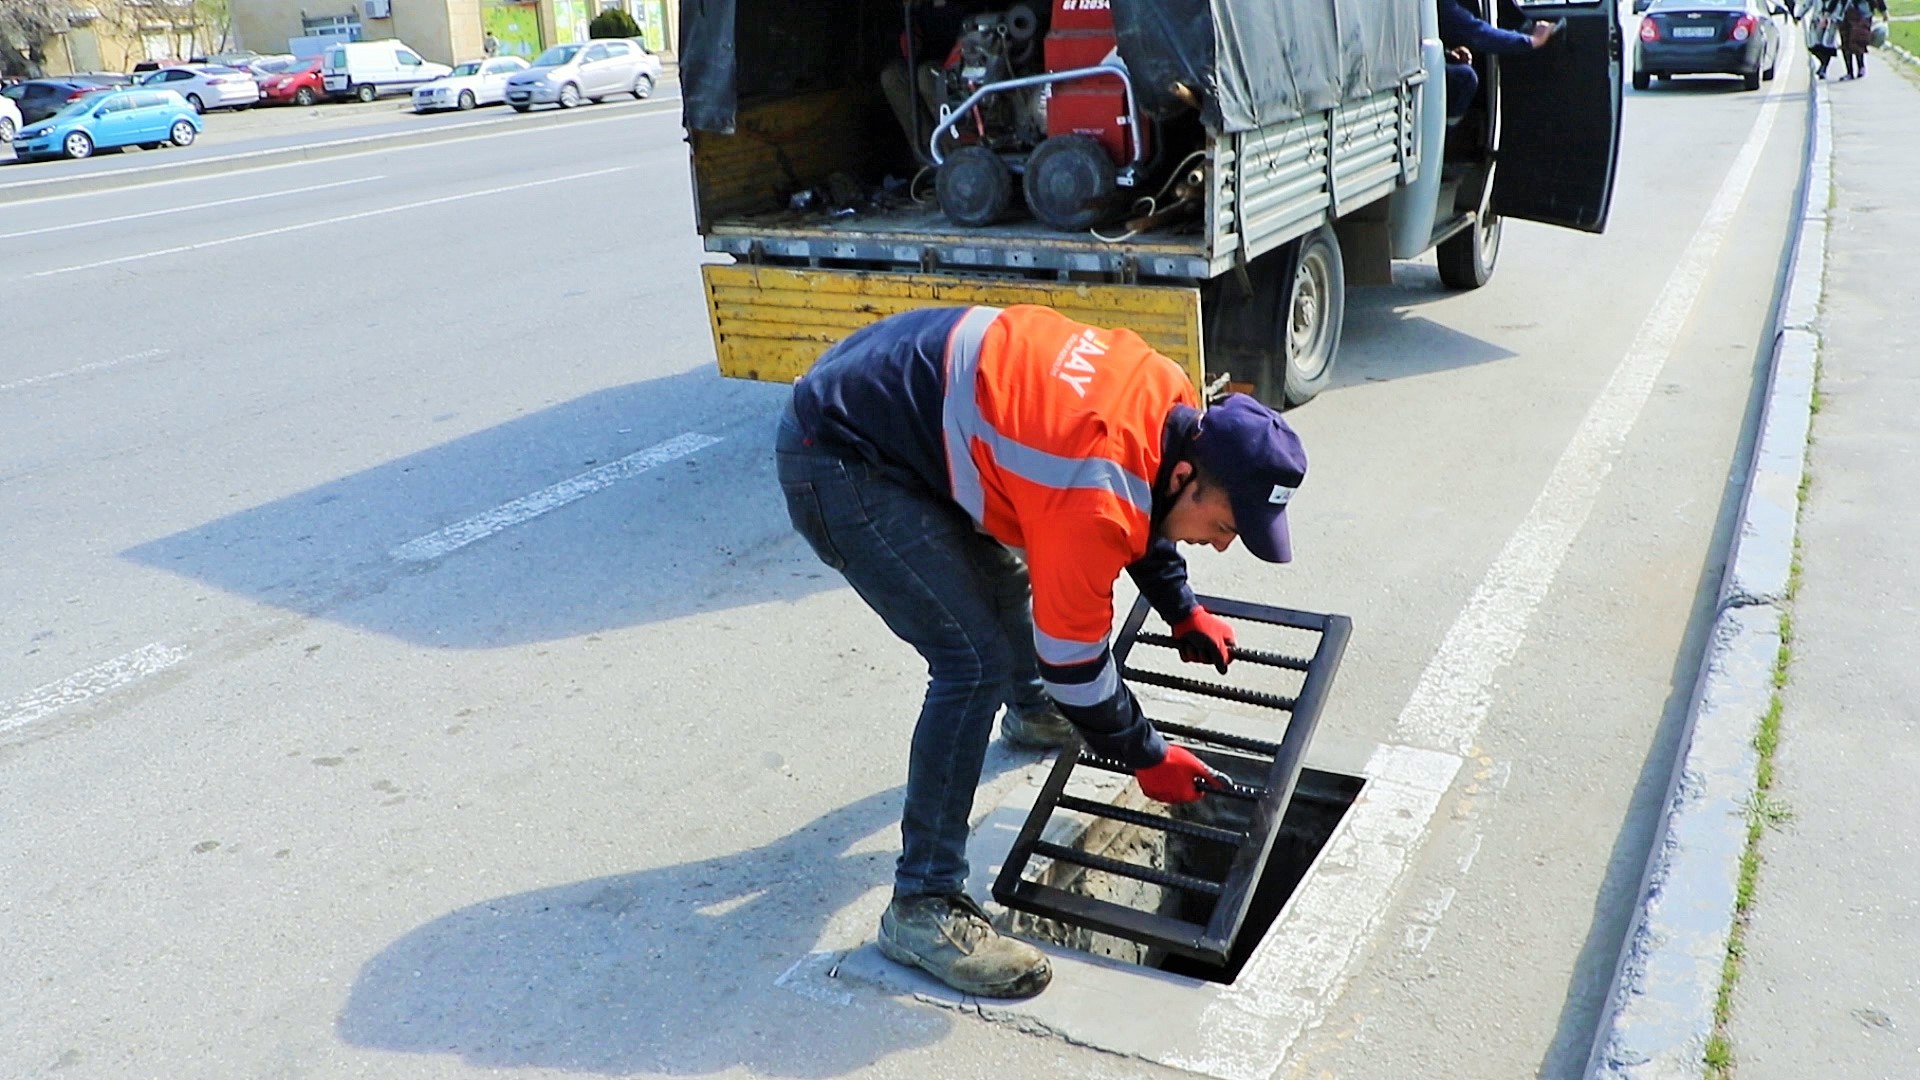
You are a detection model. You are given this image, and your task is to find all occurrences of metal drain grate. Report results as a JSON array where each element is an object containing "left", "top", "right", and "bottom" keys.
[{"left": 991, "top": 593, "right": 1352, "bottom": 965}]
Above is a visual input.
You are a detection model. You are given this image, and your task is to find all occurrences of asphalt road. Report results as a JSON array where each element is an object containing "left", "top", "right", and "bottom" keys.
[{"left": 0, "top": 44, "right": 1808, "bottom": 1080}]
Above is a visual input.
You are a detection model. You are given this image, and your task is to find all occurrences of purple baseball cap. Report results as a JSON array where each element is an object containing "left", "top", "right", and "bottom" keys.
[{"left": 1190, "top": 394, "right": 1308, "bottom": 563}]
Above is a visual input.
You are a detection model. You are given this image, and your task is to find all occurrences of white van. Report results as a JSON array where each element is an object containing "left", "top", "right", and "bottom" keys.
[{"left": 320, "top": 40, "right": 451, "bottom": 102}]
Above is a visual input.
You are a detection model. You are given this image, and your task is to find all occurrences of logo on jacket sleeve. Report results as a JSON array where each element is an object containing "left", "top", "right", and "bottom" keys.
[{"left": 1052, "top": 328, "right": 1108, "bottom": 398}]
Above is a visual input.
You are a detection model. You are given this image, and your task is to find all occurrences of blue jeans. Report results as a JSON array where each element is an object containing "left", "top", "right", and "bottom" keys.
[{"left": 776, "top": 408, "right": 1048, "bottom": 898}]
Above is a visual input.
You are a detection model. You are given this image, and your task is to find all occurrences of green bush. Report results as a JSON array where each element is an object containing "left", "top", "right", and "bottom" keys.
[{"left": 588, "top": 8, "right": 642, "bottom": 39}]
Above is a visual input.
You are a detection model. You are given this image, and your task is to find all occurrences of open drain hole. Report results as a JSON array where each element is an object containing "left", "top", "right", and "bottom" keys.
[{"left": 1000, "top": 760, "right": 1364, "bottom": 986}]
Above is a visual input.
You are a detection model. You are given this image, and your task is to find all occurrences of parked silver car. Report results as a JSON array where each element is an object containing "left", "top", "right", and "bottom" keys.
[{"left": 502, "top": 39, "right": 660, "bottom": 111}]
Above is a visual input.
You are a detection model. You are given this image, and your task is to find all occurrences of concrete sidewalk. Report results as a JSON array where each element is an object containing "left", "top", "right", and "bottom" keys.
[{"left": 1724, "top": 54, "right": 1920, "bottom": 1078}]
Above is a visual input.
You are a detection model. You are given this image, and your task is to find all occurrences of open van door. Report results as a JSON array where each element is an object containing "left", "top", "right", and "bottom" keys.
[{"left": 1490, "top": 0, "right": 1623, "bottom": 233}]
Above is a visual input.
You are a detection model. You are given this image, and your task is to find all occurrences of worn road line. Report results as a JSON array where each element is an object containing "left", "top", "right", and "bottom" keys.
[
  {"left": 1, "top": 643, "right": 187, "bottom": 737},
  {"left": 0, "top": 176, "right": 382, "bottom": 240},
  {"left": 390, "top": 432, "right": 723, "bottom": 563},
  {"left": 0, "top": 348, "right": 169, "bottom": 393},
  {"left": 0, "top": 99, "right": 679, "bottom": 208},
  {"left": 1177, "top": 49, "right": 1797, "bottom": 1080},
  {"left": 28, "top": 166, "right": 630, "bottom": 277}
]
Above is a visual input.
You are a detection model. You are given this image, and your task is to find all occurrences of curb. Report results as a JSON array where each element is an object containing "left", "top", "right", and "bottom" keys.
[
  {"left": 0, "top": 86, "right": 678, "bottom": 206},
  {"left": 1582, "top": 78, "right": 1831, "bottom": 1080}
]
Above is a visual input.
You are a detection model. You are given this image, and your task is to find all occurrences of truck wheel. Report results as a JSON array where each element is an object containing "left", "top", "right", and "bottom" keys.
[
  {"left": 1436, "top": 211, "right": 1502, "bottom": 290},
  {"left": 936, "top": 146, "right": 1014, "bottom": 227},
  {"left": 1201, "top": 225, "right": 1343, "bottom": 410},
  {"left": 355, "top": 83, "right": 378, "bottom": 103},
  {"left": 1280, "top": 225, "right": 1343, "bottom": 407}
]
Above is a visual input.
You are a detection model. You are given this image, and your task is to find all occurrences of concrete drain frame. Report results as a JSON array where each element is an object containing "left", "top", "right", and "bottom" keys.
[
  {"left": 799, "top": 593, "right": 1469, "bottom": 1079},
  {"left": 993, "top": 593, "right": 1352, "bottom": 969}
]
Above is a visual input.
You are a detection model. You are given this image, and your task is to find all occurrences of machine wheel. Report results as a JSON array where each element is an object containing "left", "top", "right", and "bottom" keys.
[
  {"left": 511, "top": 103, "right": 531, "bottom": 113},
  {"left": 936, "top": 145, "right": 1014, "bottom": 227},
  {"left": 169, "top": 120, "right": 197, "bottom": 146},
  {"left": 0, "top": 116, "right": 13, "bottom": 142},
  {"left": 558, "top": 82, "right": 582, "bottom": 108},
  {"left": 458, "top": 90, "right": 476, "bottom": 110},
  {"left": 187, "top": 93, "right": 205, "bottom": 114},
  {"left": 1764, "top": 51, "right": 1778, "bottom": 80},
  {"left": 632, "top": 74, "right": 654, "bottom": 99},
  {"left": 1023, "top": 134, "right": 1118, "bottom": 231},
  {"left": 293, "top": 87, "right": 317, "bottom": 106},
  {"left": 355, "top": 82, "right": 379, "bottom": 103},
  {"left": 1743, "top": 67, "right": 1761, "bottom": 90},
  {"left": 1436, "top": 212, "right": 1503, "bottom": 290},
  {"left": 62, "top": 130, "right": 95, "bottom": 160},
  {"left": 1632, "top": 68, "right": 1650, "bottom": 91}
]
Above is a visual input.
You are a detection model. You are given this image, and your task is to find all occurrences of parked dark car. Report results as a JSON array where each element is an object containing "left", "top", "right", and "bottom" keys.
[
  {"left": 1633, "top": 0, "right": 1784, "bottom": 91},
  {"left": 0, "top": 78, "right": 115, "bottom": 125}
]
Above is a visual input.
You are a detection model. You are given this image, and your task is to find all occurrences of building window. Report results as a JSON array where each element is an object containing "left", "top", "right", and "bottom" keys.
[{"left": 302, "top": 14, "right": 363, "bottom": 39}]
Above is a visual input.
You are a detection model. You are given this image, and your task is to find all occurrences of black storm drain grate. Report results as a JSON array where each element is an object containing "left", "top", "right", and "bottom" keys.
[{"left": 992, "top": 592, "right": 1352, "bottom": 966}]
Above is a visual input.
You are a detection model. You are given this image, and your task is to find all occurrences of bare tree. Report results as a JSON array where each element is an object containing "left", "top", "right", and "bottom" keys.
[{"left": 0, "top": 0, "right": 72, "bottom": 76}]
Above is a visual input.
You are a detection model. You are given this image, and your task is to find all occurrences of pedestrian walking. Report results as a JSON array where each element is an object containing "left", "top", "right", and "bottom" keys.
[
  {"left": 482, "top": 31, "right": 499, "bottom": 57},
  {"left": 1838, "top": 0, "right": 1886, "bottom": 80},
  {"left": 1798, "top": 0, "right": 1843, "bottom": 78},
  {"left": 775, "top": 304, "right": 1309, "bottom": 999}
]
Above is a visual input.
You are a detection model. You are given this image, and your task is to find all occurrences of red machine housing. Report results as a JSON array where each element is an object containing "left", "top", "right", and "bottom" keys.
[{"left": 1042, "top": 0, "right": 1145, "bottom": 165}]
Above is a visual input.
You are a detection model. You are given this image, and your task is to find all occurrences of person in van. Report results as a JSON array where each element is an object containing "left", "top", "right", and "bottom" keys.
[{"left": 1438, "top": 0, "right": 1558, "bottom": 119}]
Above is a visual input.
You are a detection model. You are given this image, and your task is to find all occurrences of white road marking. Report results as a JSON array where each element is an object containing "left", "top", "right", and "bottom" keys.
[
  {"left": 30, "top": 166, "right": 630, "bottom": 277},
  {"left": 0, "top": 176, "right": 382, "bottom": 240},
  {"left": 1179, "top": 48, "right": 1796, "bottom": 1080},
  {"left": 390, "top": 432, "right": 723, "bottom": 562},
  {"left": 0, "top": 101, "right": 678, "bottom": 208},
  {"left": 1, "top": 643, "right": 187, "bottom": 736},
  {"left": 0, "top": 348, "right": 168, "bottom": 393}
]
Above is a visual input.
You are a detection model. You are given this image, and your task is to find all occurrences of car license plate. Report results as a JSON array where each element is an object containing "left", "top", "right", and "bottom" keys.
[{"left": 1671, "top": 25, "right": 1717, "bottom": 38}]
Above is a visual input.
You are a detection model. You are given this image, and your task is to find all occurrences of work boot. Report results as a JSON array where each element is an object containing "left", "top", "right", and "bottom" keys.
[
  {"left": 1000, "top": 701, "right": 1074, "bottom": 750},
  {"left": 877, "top": 893, "right": 1052, "bottom": 998}
]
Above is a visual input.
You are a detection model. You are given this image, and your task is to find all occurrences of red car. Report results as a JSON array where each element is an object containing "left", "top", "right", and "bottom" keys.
[{"left": 257, "top": 55, "right": 326, "bottom": 106}]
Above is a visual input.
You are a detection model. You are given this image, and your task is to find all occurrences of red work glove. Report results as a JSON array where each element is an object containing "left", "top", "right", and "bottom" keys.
[
  {"left": 1171, "top": 607, "right": 1236, "bottom": 674},
  {"left": 1135, "top": 746, "right": 1222, "bottom": 804}
]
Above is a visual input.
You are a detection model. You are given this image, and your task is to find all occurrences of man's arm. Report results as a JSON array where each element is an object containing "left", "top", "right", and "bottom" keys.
[
  {"left": 1027, "top": 518, "right": 1167, "bottom": 768},
  {"left": 1125, "top": 536, "right": 1197, "bottom": 626},
  {"left": 1439, "top": 0, "right": 1548, "bottom": 55}
]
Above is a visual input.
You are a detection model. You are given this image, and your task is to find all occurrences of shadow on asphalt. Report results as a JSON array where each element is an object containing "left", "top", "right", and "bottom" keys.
[
  {"left": 1328, "top": 273, "right": 1521, "bottom": 393},
  {"left": 334, "top": 775, "right": 1028, "bottom": 1074},
  {"left": 123, "top": 368, "right": 822, "bottom": 648},
  {"left": 1532, "top": 111, "right": 1804, "bottom": 1072}
]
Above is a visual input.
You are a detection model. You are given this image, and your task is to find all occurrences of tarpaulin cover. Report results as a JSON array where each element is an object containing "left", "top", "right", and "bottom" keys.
[{"left": 681, "top": 0, "right": 1425, "bottom": 135}]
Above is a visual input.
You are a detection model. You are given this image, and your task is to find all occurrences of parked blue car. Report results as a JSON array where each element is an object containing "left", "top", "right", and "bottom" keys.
[{"left": 11, "top": 88, "right": 202, "bottom": 161}]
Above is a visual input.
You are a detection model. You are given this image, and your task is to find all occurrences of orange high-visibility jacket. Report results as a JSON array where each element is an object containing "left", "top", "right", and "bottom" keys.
[{"left": 792, "top": 305, "right": 1199, "bottom": 766}]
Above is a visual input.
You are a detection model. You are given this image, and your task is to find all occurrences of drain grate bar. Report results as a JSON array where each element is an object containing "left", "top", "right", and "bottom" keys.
[
  {"left": 993, "top": 592, "right": 1352, "bottom": 965},
  {"left": 1152, "top": 719, "right": 1284, "bottom": 757},
  {"left": 1055, "top": 795, "right": 1248, "bottom": 845},
  {"left": 1118, "top": 668, "right": 1298, "bottom": 711},
  {"left": 1131, "top": 632, "right": 1313, "bottom": 671},
  {"left": 1031, "top": 841, "right": 1227, "bottom": 897}
]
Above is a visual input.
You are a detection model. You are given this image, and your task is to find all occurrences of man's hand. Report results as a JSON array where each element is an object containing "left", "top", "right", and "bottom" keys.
[
  {"left": 1171, "top": 607, "right": 1236, "bottom": 674},
  {"left": 1448, "top": 45, "right": 1474, "bottom": 63},
  {"left": 1135, "top": 746, "right": 1223, "bottom": 804},
  {"left": 1528, "top": 20, "right": 1559, "bottom": 48}
]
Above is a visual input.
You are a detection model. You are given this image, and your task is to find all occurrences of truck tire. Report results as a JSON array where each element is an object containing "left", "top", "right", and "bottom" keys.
[
  {"left": 355, "top": 83, "right": 378, "bottom": 103},
  {"left": 1202, "top": 224, "right": 1343, "bottom": 409},
  {"left": 1280, "top": 225, "right": 1343, "bottom": 407},
  {"left": 1436, "top": 211, "right": 1502, "bottom": 290}
]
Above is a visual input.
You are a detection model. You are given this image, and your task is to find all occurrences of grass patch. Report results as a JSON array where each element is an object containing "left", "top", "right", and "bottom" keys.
[
  {"left": 1893, "top": 19, "right": 1920, "bottom": 56},
  {"left": 1889, "top": 0, "right": 1920, "bottom": 18}
]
